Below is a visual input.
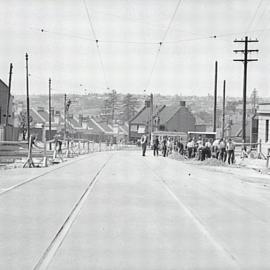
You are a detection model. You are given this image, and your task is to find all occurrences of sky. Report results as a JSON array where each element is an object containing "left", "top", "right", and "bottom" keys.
[{"left": 0, "top": 0, "right": 270, "bottom": 97}]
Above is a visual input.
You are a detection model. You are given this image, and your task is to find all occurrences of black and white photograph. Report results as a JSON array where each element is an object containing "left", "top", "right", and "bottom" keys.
[{"left": 1, "top": 0, "right": 270, "bottom": 269}]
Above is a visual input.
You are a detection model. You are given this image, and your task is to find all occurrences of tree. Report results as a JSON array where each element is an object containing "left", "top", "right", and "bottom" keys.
[
  {"left": 102, "top": 90, "right": 120, "bottom": 123},
  {"left": 122, "top": 93, "right": 138, "bottom": 122}
]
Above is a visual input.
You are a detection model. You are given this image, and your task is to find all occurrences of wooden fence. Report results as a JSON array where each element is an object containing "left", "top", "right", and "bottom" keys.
[{"left": 0, "top": 135, "right": 129, "bottom": 168}]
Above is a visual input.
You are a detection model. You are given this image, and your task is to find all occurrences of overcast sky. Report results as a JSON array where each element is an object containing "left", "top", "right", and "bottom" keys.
[{"left": 0, "top": 0, "right": 269, "bottom": 97}]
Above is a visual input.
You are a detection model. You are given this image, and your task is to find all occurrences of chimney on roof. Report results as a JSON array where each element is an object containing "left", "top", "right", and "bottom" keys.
[{"left": 179, "top": 101, "right": 186, "bottom": 107}]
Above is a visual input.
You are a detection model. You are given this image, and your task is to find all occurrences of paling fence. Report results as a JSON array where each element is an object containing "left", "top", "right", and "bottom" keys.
[{"left": 0, "top": 137, "right": 134, "bottom": 168}]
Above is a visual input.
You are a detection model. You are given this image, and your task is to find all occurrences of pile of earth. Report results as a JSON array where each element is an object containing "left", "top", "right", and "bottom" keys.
[{"left": 168, "top": 152, "right": 187, "bottom": 161}]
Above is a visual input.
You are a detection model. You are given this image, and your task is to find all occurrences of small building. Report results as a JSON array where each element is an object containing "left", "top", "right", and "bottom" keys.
[
  {"left": 28, "top": 107, "right": 63, "bottom": 140},
  {"left": 129, "top": 101, "right": 196, "bottom": 142},
  {"left": 0, "top": 79, "right": 18, "bottom": 140},
  {"left": 257, "top": 103, "right": 270, "bottom": 155},
  {"left": 0, "top": 79, "right": 13, "bottom": 126}
]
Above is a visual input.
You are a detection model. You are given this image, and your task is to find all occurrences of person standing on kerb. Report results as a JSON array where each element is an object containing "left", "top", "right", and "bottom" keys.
[
  {"left": 140, "top": 134, "right": 148, "bottom": 156},
  {"left": 153, "top": 136, "right": 159, "bottom": 156}
]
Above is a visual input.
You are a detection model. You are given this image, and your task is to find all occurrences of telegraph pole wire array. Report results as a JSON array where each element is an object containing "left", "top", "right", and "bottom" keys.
[{"left": 233, "top": 36, "right": 259, "bottom": 143}]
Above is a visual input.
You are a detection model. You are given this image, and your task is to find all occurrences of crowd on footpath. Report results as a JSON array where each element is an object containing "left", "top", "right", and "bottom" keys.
[{"left": 140, "top": 134, "right": 236, "bottom": 165}]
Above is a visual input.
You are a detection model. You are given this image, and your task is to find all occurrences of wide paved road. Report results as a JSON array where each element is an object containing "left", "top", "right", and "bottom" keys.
[{"left": 1, "top": 150, "right": 270, "bottom": 269}]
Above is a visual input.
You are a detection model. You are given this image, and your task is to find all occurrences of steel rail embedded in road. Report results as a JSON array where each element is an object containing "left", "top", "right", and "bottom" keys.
[
  {"left": 33, "top": 154, "right": 113, "bottom": 270},
  {"left": 0, "top": 153, "right": 98, "bottom": 197}
]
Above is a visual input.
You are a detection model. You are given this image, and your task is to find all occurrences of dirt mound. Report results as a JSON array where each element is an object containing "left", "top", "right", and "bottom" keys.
[
  {"left": 199, "top": 158, "right": 228, "bottom": 167},
  {"left": 169, "top": 152, "right": 186, "bottom": 161}
]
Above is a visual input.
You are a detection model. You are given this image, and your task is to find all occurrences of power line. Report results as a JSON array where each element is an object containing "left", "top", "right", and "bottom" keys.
[
  {"left": 233, "top": 36, "right": 259, "bottom": 143},
  {"left": 145, "top": 0, "right": 184, "bottom": 90},
  {"left": 246, "top": 0, "right": 264, "bottom": 31},
  {"left": 161, "top": 0, "right": 184, "bottom": 41},
  {"left": 36, "top": 24, "right": 270, "bottom": 45},
  {"left": 82, "top": 0, "right": 109, "bottom": 88},
  {"left": 248, "top": 1, "right": 270, "bottom": 32},
  {"left": 145, "top": 42, "right": 163, "bottom": 90}
]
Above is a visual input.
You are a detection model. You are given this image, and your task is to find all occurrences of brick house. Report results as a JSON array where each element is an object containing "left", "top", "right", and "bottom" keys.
[{"left": 129, "top": 101, "right": 196, "bottom": 142}]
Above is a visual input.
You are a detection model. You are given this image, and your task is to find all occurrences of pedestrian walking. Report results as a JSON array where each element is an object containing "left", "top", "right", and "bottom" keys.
[
  {"left": 227, "top": 138, "right": 235, "bottom": 164},
  {"left": 153, "top": 136, "right": 159, "bottom": 156},
  {"left": 140, "top": 134, "right": 148, "bottom": 156}
]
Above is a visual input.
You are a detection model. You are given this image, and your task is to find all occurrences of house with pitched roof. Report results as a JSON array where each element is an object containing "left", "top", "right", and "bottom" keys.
[
  {"left": 129, "top": 101, "right": 196, "bottom": 142},
  {"left": 28, "top": 107, "right": 64, "bottom": 140},
  {"left": 0, "top": 79, "right": 14, "bottom": 127},
  {"left": 0, "top": 79, "right": 18, "bottom": 140}
]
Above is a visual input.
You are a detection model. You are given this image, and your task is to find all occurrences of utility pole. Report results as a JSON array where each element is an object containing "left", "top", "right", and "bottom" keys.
[
  {"left": 222, "top": 80, "right": 226, "bottom": 139},
  {"left": 64, "top": 94, "right": 67, "bottom": 141},
  {"left": 111, "top": 89, "right": 116, "bottom": 122},
  {"left": 48, "top": 78, "right": 52, "bottom": 150},
  {"left": 25, "top": 53, "right": 30, "bottom": 144},
  {"left": 149, "top": 93, "right": 153, "bottom": 141},
  {"left": 5, "top": 63, "right": 13, "bottom": 133},
  {"left": 234, "top": 36, "right": 258, "bottom": 143},
  {"left": 213, "top": 61, "right": 218, "bottom": 132}
]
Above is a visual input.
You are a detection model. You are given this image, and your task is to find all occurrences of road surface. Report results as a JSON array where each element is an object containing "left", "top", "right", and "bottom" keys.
[{"left": 1, "top": 150, "right": 270, "bottom": 269}]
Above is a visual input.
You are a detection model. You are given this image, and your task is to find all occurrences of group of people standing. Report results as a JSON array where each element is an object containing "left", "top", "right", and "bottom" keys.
[
  {"left": 186, "top": 136, "right": 235, "bottom": 164},
  {"left": 140, "top": 134, "right": 175, "bottom": 157},
  {"left": 140, "top": 134, "right": 236, "bottom": 165}
]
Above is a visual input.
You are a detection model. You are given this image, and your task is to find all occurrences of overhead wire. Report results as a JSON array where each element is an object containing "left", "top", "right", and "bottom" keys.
[
  {"left": 246, "top": 0, "right": 264, "bottom": 32},
  {"left": 145, "top": 42, "right": 163, "bottom": 91},
  {"left": 36, "top": 24, "right": 270, "bottom": 46},
  {"left": 161, "top": 0, "right": 184, "bottom": 42},
  {"left": 82, "top": 0, "right": 109, "bottom": 89},
  {"left": 145, "top": 0, "right": 184, "bottom": 91}
]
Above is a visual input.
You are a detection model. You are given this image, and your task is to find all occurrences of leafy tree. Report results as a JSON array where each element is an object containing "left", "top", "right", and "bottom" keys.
[
  {"left": 102, "top": 90, "right": 120, "bottom": 123},
  {"left": 121, "top": 93, "right": 138, "bottom": 122}
]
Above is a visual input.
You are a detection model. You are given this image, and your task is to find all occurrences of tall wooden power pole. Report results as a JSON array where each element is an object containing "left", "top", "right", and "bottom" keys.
[
  {"left": 213, "top": 61, "right": 218, "bottom": 132},
  {"left": 234, "top": 36, "right": 258, "bottom": 143},
  {"left": 25, "top": 53, "right": 30, "bottom": 144},
  {"left": 64, "top": 94, "right": 67, "bottom": 141},
  {"left": 5, "top": 63, "right": 13, "bottom": 127},
  {"left": 222, "top": 80, "right": 226, "bottom": 139},
  {"left": 149, "top": 93, "right": 153, "bottom": 141},
  {"left": 48, "top": 78, "right": 52, "bottom": 149}
]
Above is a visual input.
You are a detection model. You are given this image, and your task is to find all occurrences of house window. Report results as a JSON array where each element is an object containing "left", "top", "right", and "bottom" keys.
[{"left": 266, "top": 120, "right": 269, "bottom": 142}]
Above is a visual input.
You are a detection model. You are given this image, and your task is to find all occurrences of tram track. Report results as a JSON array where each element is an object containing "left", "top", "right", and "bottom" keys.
[
  {"left": 0, "top": 153, "right": 100, "bottom": 197},
  {"left": 33, "top": 154, "right": 112, "bottom": 270}
]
